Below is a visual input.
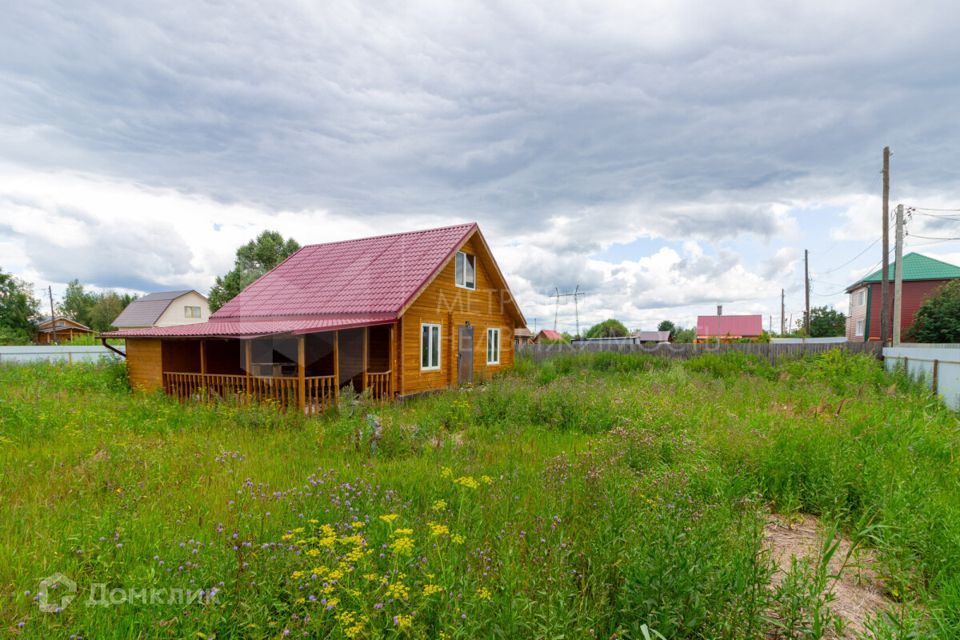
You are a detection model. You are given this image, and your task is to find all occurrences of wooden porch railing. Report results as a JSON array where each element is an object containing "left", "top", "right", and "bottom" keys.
[
  {"left": 305, "top": 375, "right": 338, "bottom": 415},
  {"left": 364, "top": 370, "right": 392, "bottom": 401},
  {"left": 162, "top": 372, "right": 340, "bottom": 413}
]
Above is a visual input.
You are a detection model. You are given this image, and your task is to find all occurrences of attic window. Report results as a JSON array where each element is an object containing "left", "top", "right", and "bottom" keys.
[
  {"left": 857, "top": 290, "right": 866, "bottom": 306},
  {"left": 455, "top": 251, "right": 476, "bottom": 289},
  {"left": 185, "top": 306, "right": 202, "bottom": 318}
]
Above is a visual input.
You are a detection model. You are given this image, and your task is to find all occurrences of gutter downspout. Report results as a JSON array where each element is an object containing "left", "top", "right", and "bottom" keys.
[{"left": 100, "top": 336, "right": 127, "bottom": 359}]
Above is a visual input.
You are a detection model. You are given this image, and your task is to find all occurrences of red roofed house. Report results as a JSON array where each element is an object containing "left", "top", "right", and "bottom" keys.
[
  {"left": 104, "top": 223, "right": 525, "bottom": 411},
  {"left": 696, "top": 314, "right": 764, "bottom": 343},
  {"left": 532, "top": 329, "right": 565, "bottom": 343}
]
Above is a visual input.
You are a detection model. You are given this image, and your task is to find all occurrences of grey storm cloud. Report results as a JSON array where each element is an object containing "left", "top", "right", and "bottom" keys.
[
  {"left": 3, "top": 0, "right": 960, "bottom": 330},
  {"left": 3, "top": 0, "right": 960, "bottom": 237}
]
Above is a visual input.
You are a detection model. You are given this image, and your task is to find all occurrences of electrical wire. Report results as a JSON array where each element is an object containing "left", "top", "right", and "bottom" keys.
[{"left": 815, "top": 237, "right": 881, "bottom": 275}]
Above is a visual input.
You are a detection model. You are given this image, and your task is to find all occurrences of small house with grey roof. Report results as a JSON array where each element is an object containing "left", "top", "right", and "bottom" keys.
[{"left": 112, "top": 290, "right": 210, "bottom": 329}]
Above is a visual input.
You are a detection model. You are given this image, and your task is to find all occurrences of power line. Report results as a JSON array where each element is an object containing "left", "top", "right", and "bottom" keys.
[
  {"left": 908, "top": 233, "right": 960, "bottom": 241},
  {"left": 816, "top": 237, "right": 881, "bottom": 275},
  {"left": 909, "top": 206, "right": 960, "bottom": 212}
]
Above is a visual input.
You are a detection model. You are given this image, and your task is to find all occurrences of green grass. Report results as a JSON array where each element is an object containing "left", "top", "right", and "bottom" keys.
[{"left": 1, "top": 350, "right": 958, "bottom": 638}]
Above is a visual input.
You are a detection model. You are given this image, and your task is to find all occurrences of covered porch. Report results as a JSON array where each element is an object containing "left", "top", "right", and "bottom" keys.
[{"left": 161, "top": 324, "right": 395, "bottom": 414}]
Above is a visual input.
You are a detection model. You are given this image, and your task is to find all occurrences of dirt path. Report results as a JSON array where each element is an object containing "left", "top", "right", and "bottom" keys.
[{"left": 764, "top": 514, "right": 893, "bottom": 638}]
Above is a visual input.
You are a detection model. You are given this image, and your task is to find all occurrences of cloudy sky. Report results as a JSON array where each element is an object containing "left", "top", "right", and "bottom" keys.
[{"left": 3, "top": 1, "right": 960, "bottom": 332}]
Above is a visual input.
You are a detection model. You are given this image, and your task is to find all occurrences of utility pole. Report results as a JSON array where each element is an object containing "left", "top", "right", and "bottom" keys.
[
  {"left": 893, "top": 203, "right": 905, "bottom": 345},
  {"left": 880, "top": 146, "right": 891, "bottom": 345},
  {"left": 553, "top": 288, "right": 560, "bottom": 332},
  {"left": 573, "top": 284, "right": 581, "bottom": 339},
  {"left": 780, "top": 288, "right": 785, "bottom": 335},
  {"left": 804, "top": 249, "right": 810, "bottom": 335},
  {"left": 48, "top": 285, "right": 58, "bottom": 345},
  {"left": 769, "top": 314, "right": 772, "bottom": 333},
  {"left": 553, "top": 287, "right": 587, "bottom": 337}
]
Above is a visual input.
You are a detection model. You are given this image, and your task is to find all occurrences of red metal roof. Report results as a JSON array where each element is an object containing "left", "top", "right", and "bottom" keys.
[
  {"left": 101, "top": 315, "right": 394, "bottom": 339},
  {"left": 103, "top": 222, "right": 523, "bottom": 339},
  {"left": 696, "top": 314, "right": 763, "bottom": 337},
  {"left": 535, "top": 329, "right": 564, "bottom": 341},
  {"left": 214, "top": 223, "right": 478, "bottom": 319}
]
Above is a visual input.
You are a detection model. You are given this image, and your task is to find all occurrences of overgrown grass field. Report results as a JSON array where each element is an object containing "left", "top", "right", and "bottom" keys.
[{"left": 1, "top": 350, "right": 959, "bottom": 638}]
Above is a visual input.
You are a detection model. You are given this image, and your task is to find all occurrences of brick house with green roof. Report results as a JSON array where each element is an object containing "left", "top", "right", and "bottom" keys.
[{"left": 845, "top": 253, "right": 960, "bottom": 342}]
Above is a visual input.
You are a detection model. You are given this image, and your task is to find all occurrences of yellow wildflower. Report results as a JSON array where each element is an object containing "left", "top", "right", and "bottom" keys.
[
  {"left": 291, "top": 571, "right": 303, "bottom": 580},
  {"left": 454, "top": 475, "right": 479, "bottom": 489},
  {"left": 379, "top": 513, "right": 399, "bottom": 523},
  {"left": 480, "top": 475, "right": 493, "bottom": 485},
  {"left": 423, "top": 583, "right": 444, "bottom": 596},
  {"left": 306, "top": 548, "right": 321, "bottom": 557},
  {"left": 311, "top": 566, "right": 328, "bottom": 575},
  {"left": 351, "top": 521, "right": 365, "bottom": 529},
  {"left": 476, "top": 587, "right": 492, "bottom": 601},
  {"left": 386, "top": 581, "right": 410, "bottom": 600},
  {"left": 282, "top": 533, "right": 295, "bottom": 541},
  {"left": 428, "top": 522, "right": 449, "bottom": 537},
  {"left": 440, "top": 466, "right": 453, "bottom": 478},
  {"left": 292, "top": 527, "right": 305, "bottom": 533},
  {"left": 295, "top": 596, "right": 305, "bottom": 604},
  {"left": 392, "top": 528, "right": 414, "bottom": 536},
  {"left": 308, "top": 518, "right": 319, "bottom": 524},
  {"left": 432, "top": 499, "right": 447, "bottom": 512},
  {"left": 394, "top": 613, "right": 413, "bottom": 628},
  {"left": 451, "top": 533, "right": 465, "bottom": 545},
  {"left": 390, "top": 536, "right": 414, "bottom": 556}
]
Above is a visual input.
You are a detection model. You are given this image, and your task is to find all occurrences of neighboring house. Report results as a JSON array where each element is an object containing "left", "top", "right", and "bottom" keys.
[
  {"left": 112, "top": 290, "right": 210, "bottom": 329},
  {"left": 103, "top": 223, "right": 525, "bottom": 410},
  {"left": 532, "top": 329, "right": 565, "bottom": 343},
  {"left": 514, "top": 327, "right": 533, "bottom": 346},
  {"left": 571, "top": 331, "right": 671, "bottom": 345},
  {"left": 696, "top": 314, "right": 763, "bottom": 342},
  {"left": 35, "top": 316, "right": 94, "bottom": 344},
  {"left": 845, "top": 253, "right": 960, "bottom": 342},
  {"left": 630, "top": 330, "right": 672, "bottom": 344}
]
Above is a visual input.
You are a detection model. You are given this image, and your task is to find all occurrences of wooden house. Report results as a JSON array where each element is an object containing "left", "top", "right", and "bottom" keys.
[
  {"left": 112, "top": 290, "right": 210, "bottom": 329},
  {"left": 845, "top": 253, "right": 960, "bottom": 342},
  {"left": 103, "top": 223, "right": 525, "bottom": 411},
  {"left": 35, "top": 316, "right": 94, "bottom": 344}
]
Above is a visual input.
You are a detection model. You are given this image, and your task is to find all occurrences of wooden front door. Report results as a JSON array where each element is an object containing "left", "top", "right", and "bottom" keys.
[{"left": 457, "top": 324, "right": 473, "bottom": 385}]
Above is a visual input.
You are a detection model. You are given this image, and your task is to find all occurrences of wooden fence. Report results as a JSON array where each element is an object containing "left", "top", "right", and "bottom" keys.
[{"left": 518, "top": 341, "right": 883, "bottom": 364}]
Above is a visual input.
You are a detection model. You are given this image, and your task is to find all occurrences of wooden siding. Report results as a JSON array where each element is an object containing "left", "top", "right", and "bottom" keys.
[
  {"left": 398, "top": 234, "right": 516, "bottom": 395},
  {"left": 126, "top": 339, "right": 163, "bottom": 391}
]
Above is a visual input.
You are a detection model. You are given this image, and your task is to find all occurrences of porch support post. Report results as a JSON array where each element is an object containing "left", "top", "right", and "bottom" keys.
[
  {"left": 389, "top": 322, "right": 397, "bottom": 398},
  {"left": 333, "top": 331, "right": 340, "bottom": 401},
  {"left": 244, "top": 340, "right": 252, "bottom": 403},
  {"left": 362, "top": 326, "right": 369, "bottom": 391},
  {"left": 200, "top": 340, "right": 206, "bottom": 375},
  {"left": 297, "top": 335, "right": 306, "bottom": 412}
]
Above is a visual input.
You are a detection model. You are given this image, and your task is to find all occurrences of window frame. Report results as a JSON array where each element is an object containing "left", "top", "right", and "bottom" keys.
[
  {"left": 420, "top": 323, "right": 442, "bottom": 371},
  {"left": 486, "top": 327, "right": 501, "bottom": 365},
  {"left": 855, "top": 318, "right": 864, "bottom": 337},
  {"left": 857, "top": 290, "right": 866, "bottom": 306},
  {"left": 455, "top": 251, "right": 476, "bottom": 290},
  {"left": 185, "top": 305, "right": 202, "bottom": 318}
]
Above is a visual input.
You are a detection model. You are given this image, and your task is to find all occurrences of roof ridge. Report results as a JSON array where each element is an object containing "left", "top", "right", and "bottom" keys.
[{"left": 299, "top": 222, "right": 477, "bottom": 250}]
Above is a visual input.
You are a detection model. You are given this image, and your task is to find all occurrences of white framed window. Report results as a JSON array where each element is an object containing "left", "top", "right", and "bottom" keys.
[
  {"left": 855, "top": 319, "right": 864, "bottom": 337},
  {"left": 455, "top": 251, "right": 476, "bottom": 289},
  {"left": 486, "top": 328, "right": 500, "bottom": 364},
  {"left": 858, "top": 290, "right": 866, "bottom": 306},
  {"left": 421, "top": 323, "right": 441, "bottom": 370},
  {"left": 185, "top": 306, "right": 202, "bottom": 318}
]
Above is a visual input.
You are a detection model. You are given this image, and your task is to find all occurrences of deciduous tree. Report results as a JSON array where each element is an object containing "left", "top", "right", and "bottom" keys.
[{"left": 209, "top": 231, "right": 300, "bottom": 311}]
